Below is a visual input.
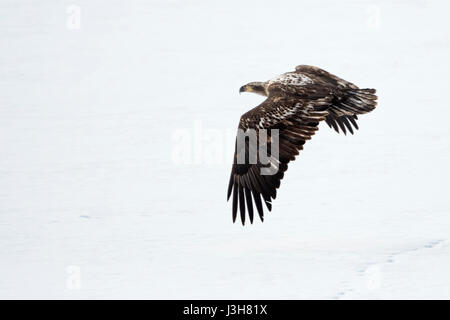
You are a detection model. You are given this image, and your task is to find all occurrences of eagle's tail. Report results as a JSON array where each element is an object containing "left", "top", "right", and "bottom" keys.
[
  {"left": 342, "top": 88, "right": 377, "bottom": 115},
  {"left": 325, "top": 88, "right": 377, "bottom": 135}
]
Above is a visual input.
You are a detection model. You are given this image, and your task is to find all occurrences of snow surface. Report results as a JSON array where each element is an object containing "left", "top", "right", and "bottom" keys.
[{"left": 1, "top": 0, "right": 450, "bottom": 299}]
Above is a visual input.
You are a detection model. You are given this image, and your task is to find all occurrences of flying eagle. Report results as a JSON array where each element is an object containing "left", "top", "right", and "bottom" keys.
[{"left": 227, "top": 65, "right": 377, "bottom": 225}]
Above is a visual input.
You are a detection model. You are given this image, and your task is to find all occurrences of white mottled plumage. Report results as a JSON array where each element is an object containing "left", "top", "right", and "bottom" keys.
[{"left": 268, "top": 72, "right": 314, "bottom": 86}]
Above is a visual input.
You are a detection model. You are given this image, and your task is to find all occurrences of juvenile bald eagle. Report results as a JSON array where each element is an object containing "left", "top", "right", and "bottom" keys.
[{"left": 227, "top": 65, "right": 377, "bottom": 225}]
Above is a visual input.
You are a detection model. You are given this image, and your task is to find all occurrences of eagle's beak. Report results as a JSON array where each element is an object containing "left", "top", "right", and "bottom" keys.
[{"left": 239, "top": 85, "right": 247, "bottom": 94}]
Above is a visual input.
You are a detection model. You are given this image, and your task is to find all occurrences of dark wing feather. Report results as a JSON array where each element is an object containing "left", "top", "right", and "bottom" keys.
[
  {"left": 238, "top": 185, "right": 245, "bottom": 225},
  {"left": 227, "top": 95, "right": 329, "bottom": 224},
  {"left": 244, "top": 187, "right": 254, "bottom": 224},
  {"left": 325, "top": 114, "right": 359, "bottom": 135}
]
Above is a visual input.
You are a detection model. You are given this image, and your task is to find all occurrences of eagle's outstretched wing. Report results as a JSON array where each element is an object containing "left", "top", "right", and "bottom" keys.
[
  {"left": 294, "top": 65, "right": 377, "bottom": 135},
  {"left": 227, "top": 95, "right": 331, "bottom": 225}
]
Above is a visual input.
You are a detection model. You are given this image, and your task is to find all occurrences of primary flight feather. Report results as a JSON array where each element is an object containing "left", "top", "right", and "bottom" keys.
[{"left": 227, "top": 65, "right": 378, "bottom": 225}]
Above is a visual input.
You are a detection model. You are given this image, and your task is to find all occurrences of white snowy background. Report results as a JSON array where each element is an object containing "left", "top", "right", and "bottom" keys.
[{"left": 1, "top": 0, "right": 450, "bottom": 299}]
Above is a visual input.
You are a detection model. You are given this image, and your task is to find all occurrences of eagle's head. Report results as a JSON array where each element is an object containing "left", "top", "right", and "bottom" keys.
[{"left": 239, "top": 82, "right": 268, "bottom": 96}]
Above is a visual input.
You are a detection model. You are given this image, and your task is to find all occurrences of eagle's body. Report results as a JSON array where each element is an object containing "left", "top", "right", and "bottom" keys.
[{"left": 228, "top": 65, "right": 377, "bottom": 225}]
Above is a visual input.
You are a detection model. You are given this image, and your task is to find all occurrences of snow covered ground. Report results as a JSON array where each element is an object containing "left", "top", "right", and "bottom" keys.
[{"left": 1, "top": 0, "right": 450, "bottom": 299}]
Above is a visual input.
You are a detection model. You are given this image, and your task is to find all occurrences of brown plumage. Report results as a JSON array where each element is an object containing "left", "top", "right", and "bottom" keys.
[{"left": 227, "top": 65, "right": 378, "bottom": 225}]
